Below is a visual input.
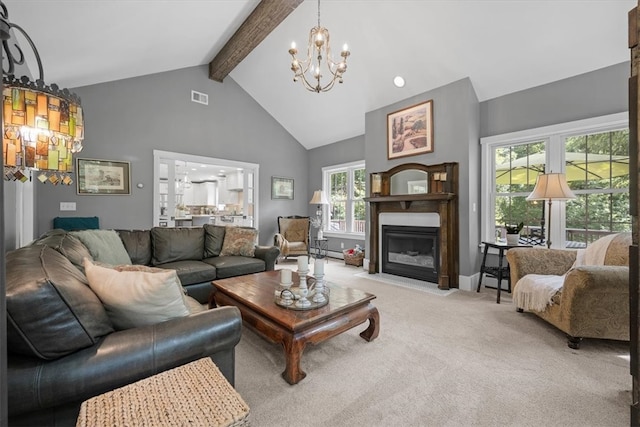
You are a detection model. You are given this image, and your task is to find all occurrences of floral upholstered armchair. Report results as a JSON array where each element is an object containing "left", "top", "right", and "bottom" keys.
[
  {"left": 506, "top": 232, "right": 631, "bottom": 349},
  {"left": 274, "top": 216, "right": 310, "bottom": 260}
]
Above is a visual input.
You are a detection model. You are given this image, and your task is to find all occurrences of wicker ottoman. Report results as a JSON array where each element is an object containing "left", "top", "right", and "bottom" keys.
[{"left": 76, "top": 358, "right": 250, "bottom": 427}]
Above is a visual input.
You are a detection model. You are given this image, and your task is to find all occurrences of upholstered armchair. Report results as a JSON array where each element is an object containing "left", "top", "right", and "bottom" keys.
[
  {"left": 274, "top": 216, "right": 310, "bottom": 260},
  {"left": 506, "top": 232, "right": 631, "bottom": 349}
]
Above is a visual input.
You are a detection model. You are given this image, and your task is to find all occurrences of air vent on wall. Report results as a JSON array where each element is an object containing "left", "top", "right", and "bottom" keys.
[{"left": 191, "top": 90, "right": 209, "bottom": 105}]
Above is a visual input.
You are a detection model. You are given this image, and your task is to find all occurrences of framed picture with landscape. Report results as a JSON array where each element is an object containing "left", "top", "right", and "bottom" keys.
[
  {"left": 387, "top": 100, "right": 434, "bottom": 159},
  {"left": 271, "top": 176, "right": 294, "bottom": 200},
  {"left": 76, "top": 158, "right": 131, "bottom": 195}
]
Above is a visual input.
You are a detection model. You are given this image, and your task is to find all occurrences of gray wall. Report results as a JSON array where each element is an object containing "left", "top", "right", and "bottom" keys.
[
  {"left": 365, "top": 78, "right": 481, "bottom": 277},
  {"left": 307, "top": 135, "right": 365, "bottom": 254},
  {"left": 35, "top": 65, "right": 309, "bottom": 246},
  {"left": 480, "top": 62, "right": 629, "bottom": 138}
]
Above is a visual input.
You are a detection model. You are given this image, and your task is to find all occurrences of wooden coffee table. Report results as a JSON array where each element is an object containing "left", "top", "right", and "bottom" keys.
[{"left": 209, "top": 270, "right": 379, "bottom": 384}]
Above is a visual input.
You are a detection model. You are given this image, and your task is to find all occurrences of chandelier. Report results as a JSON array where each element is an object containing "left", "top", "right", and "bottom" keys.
[
  {"left": 1, "top": 1, "right": 84, "bottom": 185},
  {"left": 288, "top": 0, "right": 350, "bottom": 93}
]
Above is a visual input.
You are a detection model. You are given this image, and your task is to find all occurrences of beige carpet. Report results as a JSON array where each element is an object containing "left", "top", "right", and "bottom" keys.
[{"left": 234, "top": 258, "right": 630, "bottom": 426}]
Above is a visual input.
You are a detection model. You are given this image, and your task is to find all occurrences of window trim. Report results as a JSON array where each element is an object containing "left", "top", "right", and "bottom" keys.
[
  {"left": 480, "top": 112, "right": 628, "bottom": 246},
  {"left": 322, "top": 160, "right": 366, "bottom": 239}
]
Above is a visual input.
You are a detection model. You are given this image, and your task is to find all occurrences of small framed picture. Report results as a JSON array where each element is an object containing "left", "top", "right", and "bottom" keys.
[
  {"left": 76, "top": 158, "right": 131, "bottom": 195},
  {"left": 271, "top": 176, "right": 294, "bottom": 200},
  {"left": 387, "top": 100, "right": 434, "bottom": 159}
]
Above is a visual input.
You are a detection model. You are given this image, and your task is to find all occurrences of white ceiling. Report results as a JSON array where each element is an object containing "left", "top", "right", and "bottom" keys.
[{"left": 4, "top": 0, "right": 635, "bottom": 150}]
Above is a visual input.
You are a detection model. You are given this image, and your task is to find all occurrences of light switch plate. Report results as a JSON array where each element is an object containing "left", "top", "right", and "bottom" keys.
[{"left": 60, "top": 202, "right": 76, "bottom": 211}]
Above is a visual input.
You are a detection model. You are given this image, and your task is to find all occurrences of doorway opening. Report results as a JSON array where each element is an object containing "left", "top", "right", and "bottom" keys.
[{"left": 153, "top": 150, "right": 259, "bottom": 229}]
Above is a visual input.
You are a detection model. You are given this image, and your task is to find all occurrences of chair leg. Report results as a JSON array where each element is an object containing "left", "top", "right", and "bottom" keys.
[
  {"left": 516, "top": 308, "right": 524, "bottom": 313},
  {"left": 567, "top": 336, "right": 582, "bottom": 349}
]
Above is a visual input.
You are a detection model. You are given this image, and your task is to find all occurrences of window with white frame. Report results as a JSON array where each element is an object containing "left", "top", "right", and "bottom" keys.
[
  {"left": 322, "top": 161, "right": 366, "bottom": 235},
  {"left": 481, "top": 113, "right": 630, "bottom": 248}
]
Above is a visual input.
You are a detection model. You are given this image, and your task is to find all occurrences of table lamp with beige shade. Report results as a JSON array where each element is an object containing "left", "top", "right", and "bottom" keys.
[
  {"left": 527, "top": 173, "right": 576, "bottom": 249},
  {"left": 309, "top": 190, "right": 330, "bottom": 239}
]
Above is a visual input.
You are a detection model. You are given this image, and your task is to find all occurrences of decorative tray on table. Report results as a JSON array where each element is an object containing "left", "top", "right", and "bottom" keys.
[{"left": 274, "top": 278, "right": 330, "bottom": 311}]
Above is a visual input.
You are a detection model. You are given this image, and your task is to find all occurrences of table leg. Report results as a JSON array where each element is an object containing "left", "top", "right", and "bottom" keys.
[
  {"left": 359, "top": 305, "right": 380, "bottom": 342},
  {"left": 477, "top": 245, "right": 490, "bottom": 292},
  {"left": 281, "top": 334, "right": 307, "bottom": 385},
  {"left": 496, "top": 249, "right": 504, "bottom": 304},
  {"left": 280, "top": 303, "right": 379, "bottom": 384}
]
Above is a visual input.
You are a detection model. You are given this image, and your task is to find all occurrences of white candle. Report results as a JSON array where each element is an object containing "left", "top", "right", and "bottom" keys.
[
  {"left": 281, "top": 269, "right": 292, "bottom": 284},
  {"left": 314, "top": 260, "right": 324, "bottom": 275},
  {"left": 298, "top": 256, "right": 308, "bottom": 271}
]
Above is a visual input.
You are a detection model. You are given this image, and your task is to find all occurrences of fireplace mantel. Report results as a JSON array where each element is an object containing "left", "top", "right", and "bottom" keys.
[{"left": 365, "top": 162, "right": 459, "bottom": 289}]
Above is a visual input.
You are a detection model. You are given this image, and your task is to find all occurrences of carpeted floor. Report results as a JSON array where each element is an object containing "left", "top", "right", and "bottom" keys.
[{"left": 233, "top": 258, "right": 630, "bottom": 426}]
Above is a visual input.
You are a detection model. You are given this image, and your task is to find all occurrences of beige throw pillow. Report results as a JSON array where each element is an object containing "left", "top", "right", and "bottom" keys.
[
  {"left": 111, "top": 264, "right": 205, "bottom": 313},
  {"left": 219, "top": 227, "right": 258, "bottom": 257},
  {"left": 83, "top": 259, "right": 191, "bottom": 330}
]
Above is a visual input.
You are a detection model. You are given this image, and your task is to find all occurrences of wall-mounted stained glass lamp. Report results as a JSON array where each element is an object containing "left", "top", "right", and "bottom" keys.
[{"left": 1, "top": 1, "right": 84, "bottom": 185}]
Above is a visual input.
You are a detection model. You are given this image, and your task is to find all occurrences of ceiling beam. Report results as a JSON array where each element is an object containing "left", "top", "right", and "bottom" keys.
[{"left": 209, "top": 0, "right": 303, "bottom": 83}]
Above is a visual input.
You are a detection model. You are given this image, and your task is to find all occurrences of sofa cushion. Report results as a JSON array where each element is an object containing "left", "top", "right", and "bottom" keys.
[
  {"left": 6, "top": 246, "right": 114, "bottom": 360},
  {"left": 70, "top": 229, "right": 132, "bottom": 265},
  {"left": 219, "top": 227, "right": 257, "bottom": 257},
  {"left": 84, "top": 259, "right": 192, "bottom": 330},
  {"left": 204, "top": 224, "right": 226, "bottom": 258},
  {"left": 31, "top": 229, "right": 93, "bottom": 271},
  {"left": 117, "top": 229, "right": 152, "bottom": 265},
  {"left": 151, "top": 227, "right": 205, "bottom": 265},
  {"left": 204, "top": 256, "right": 265, "bottom": 279},
  {"left": 154, "top": 260, "right": 217, "bottom": 286}
]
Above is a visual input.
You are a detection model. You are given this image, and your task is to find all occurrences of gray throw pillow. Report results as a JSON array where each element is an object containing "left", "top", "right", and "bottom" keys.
[{"left": 70, "top": 229, "right": 132, "bottom": 265}]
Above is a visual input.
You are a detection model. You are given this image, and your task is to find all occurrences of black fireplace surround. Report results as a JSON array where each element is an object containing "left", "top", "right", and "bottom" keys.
[{"left": 381, "top": 225, "right": 439, "bottom": 283}]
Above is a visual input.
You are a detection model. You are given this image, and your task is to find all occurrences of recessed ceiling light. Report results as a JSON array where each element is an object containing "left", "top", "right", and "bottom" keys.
[{"left": 393, "top": 76, "right": 405, "bottom": 88}]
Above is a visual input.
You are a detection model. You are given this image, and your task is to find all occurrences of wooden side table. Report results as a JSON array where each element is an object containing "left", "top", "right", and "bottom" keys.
[{"left": 477, "top": 241, "right": 531, "bottom": 304}]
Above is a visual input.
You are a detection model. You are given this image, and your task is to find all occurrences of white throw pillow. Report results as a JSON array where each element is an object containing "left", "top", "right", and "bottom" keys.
[{"left": 83, "top": 258, "right": 191, "bottom": 330}]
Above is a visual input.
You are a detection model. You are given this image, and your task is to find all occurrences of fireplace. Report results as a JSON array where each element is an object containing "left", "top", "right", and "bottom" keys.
[
  {"left": 382, "top": 225, "right": 439, "bottom": 283},
  {"left": 366, "top": 162, "right": 458, "bottom": 289}
]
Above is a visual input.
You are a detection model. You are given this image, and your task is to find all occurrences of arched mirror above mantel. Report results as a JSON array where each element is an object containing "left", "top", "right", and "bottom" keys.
[
  {"left": 390, "top": 169, "right": 429, "bottom": 195},
  {"left": 369, "top": 162, "right": 456, "bottom": 197}
]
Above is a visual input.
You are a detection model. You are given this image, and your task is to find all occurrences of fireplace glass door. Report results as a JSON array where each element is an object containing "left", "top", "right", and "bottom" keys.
[{"left": 382, "top": 225, "right": 439, "bottom": 283}]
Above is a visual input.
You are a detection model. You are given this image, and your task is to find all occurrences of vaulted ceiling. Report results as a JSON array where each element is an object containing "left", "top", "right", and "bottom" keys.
[{"left": 4, "top": 0, "right": 634, "bottom": 149}]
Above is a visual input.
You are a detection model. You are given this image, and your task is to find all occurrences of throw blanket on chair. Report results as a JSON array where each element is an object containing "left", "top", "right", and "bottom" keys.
[
  {"left": 513, "top": 274, "right": 565, "bottom": 312},
  {"left": 513, "top": 233, "right": 616, "bottom": 312}
]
